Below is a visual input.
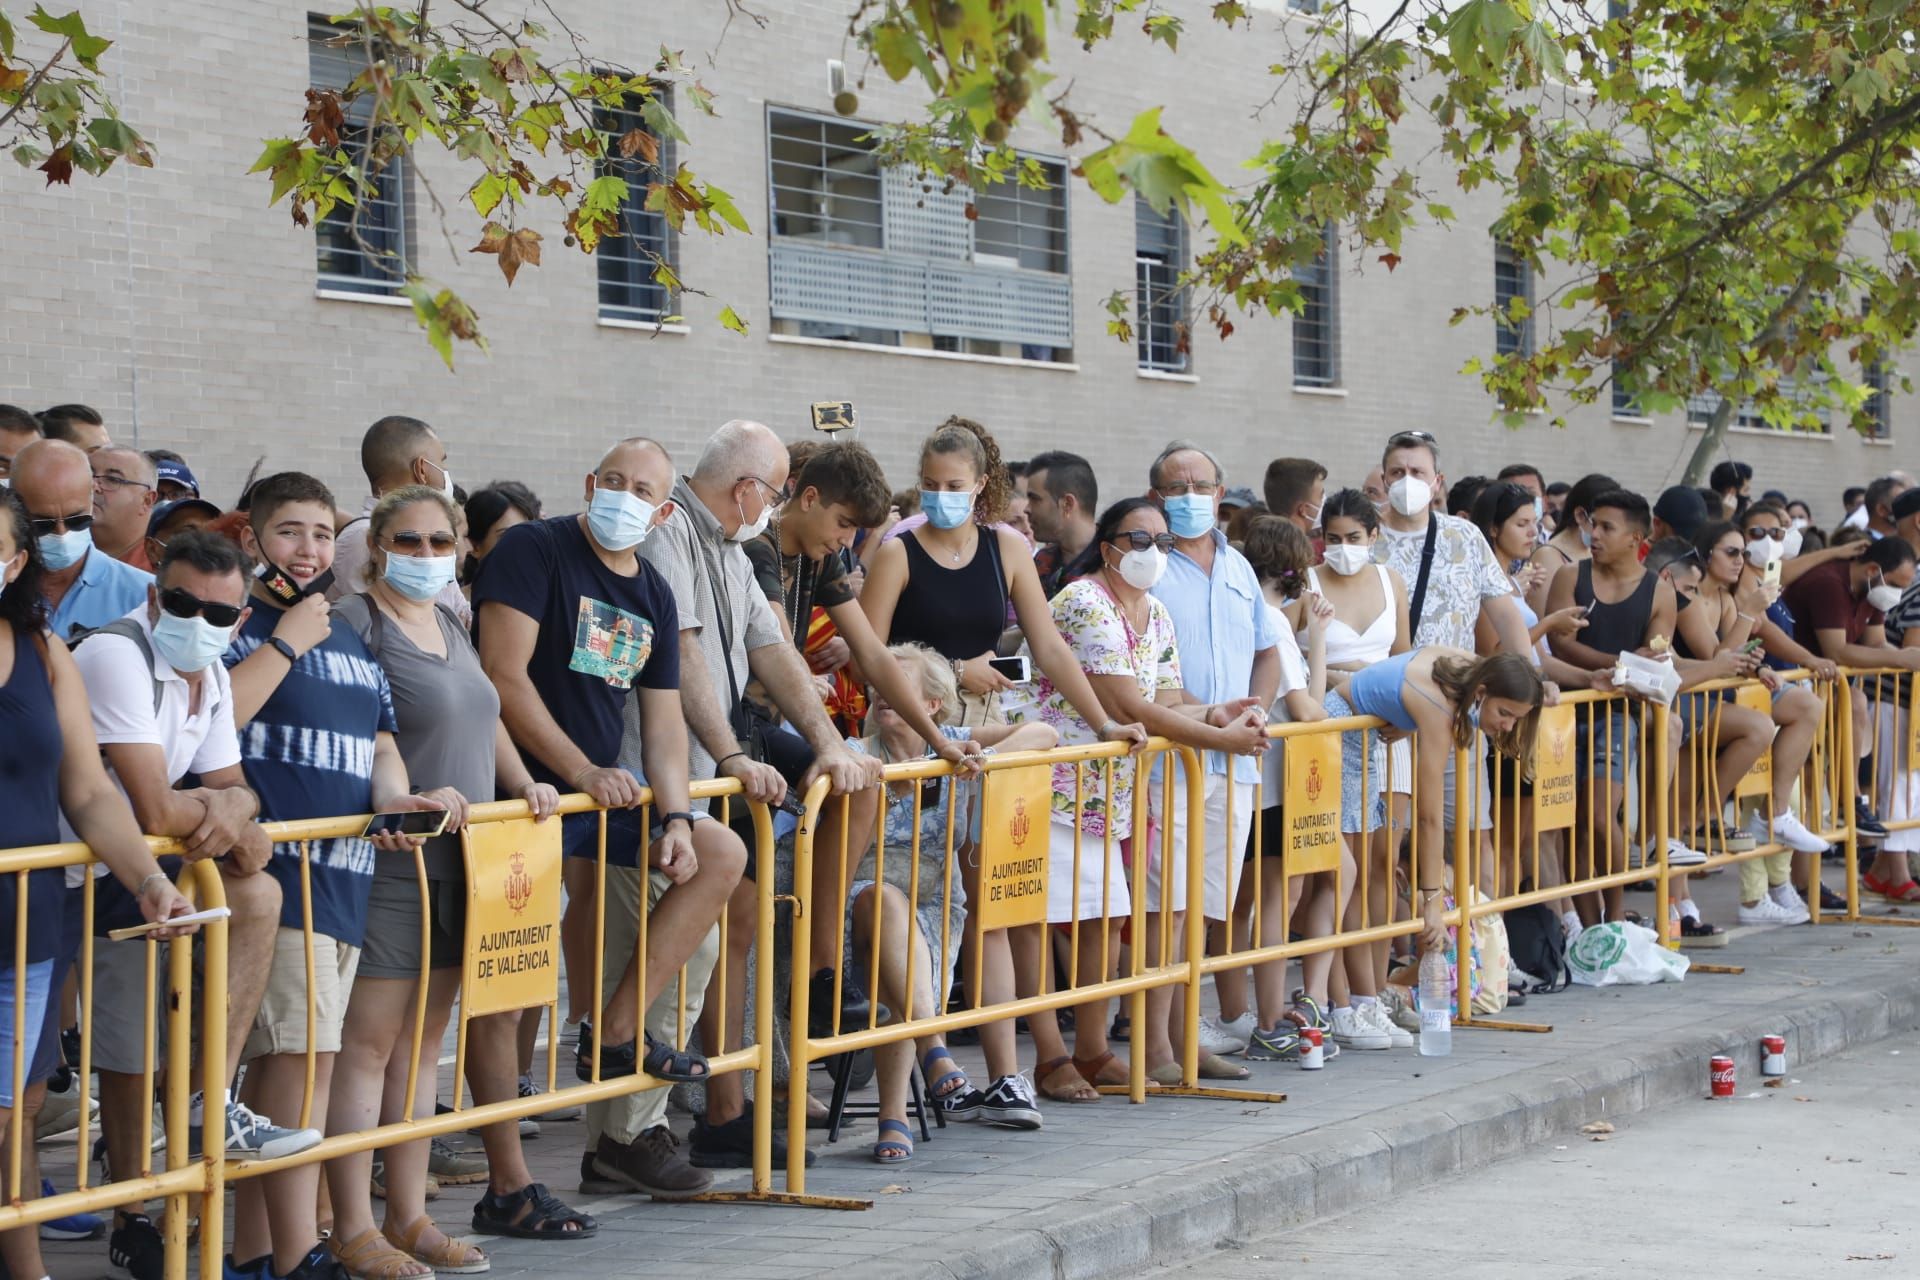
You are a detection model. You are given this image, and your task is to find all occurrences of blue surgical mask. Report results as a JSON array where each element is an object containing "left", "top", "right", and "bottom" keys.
[
  {"left": 383, "top": 551, "right": 457, "bottom": 601},
  {"left": 920, "top": 490, "right": 975, "bottom": 530},
  {"left": 1163, "top": 493, "right": 1215, "bottom": 540},
  {"left": 37, "top": 526, "right": 92, "bottom": 571},
  {"left": 587, "top": 486, "right": 657, "bottom": 552},
  {"left": 150, "top": 610, "right": 234, "bottom": 674}
]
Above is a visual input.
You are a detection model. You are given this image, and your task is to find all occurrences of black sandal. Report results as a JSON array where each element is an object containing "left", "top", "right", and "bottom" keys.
[
  {"left": 642, "top": 1030, "right": 710, "bottom": 1083},
  {"left": 471, "top": 1182, "right": 598, "bottom": 1240}
]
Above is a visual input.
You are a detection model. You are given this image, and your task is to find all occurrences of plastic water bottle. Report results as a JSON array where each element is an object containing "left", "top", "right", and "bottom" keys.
[{"left": 1418, "top": 948, "right": 1453, "bottom": 1057}]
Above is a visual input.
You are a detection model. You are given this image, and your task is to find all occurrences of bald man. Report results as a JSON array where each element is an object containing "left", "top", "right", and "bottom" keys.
[
  {"left": 638, "top": 418, "right": 883, "bottom": 1171},
  {"left": 12, "top": 439, "right": 153, "bottom": 636},
  {"left": 328, "top": 414, "right": 471, "bottom": 624},
  {"left": 89, "top": 447, "right": 159, "bottom": 570}
]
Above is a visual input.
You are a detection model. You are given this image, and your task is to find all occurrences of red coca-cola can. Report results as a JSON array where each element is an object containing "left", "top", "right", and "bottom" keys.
[
  {"left": 1301, "top": 1026, "right": 1325, "bottom": 1070},
  {"left": 1761, "top": 1035, "right": 1786, "bottom": 1077},
  {"left": 1709, "top": 1054, "right": 1736, "bottom": 1097}
]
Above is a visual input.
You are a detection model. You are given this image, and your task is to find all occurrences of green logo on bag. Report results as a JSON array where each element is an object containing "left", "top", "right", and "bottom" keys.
[{"left": 1569, "top": 923, "right": 1627, "bottom": 972}]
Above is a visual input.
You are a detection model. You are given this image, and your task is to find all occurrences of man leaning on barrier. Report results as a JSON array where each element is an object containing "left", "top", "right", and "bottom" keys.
[
  {"left": 476, "top": 437, "right": 747, "bottom": 1203},
  {"left": 67, "top": 529, "right": 321, "bottom": 1280}
]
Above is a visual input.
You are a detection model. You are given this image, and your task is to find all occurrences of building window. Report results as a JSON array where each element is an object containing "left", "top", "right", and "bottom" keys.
[
  {"left": 1135, "top": 198, "right": 1187, "bottom": 373},
  {"left": 1293, "top": 222, "right": 1339, "bottom": 388},
  {"left": 308, "top": 15, "right": 409, "bottom": 295},
  {"left": 1686, "top": 381, "right": 1832, "bottom": 434},
  {"left": 1493, "top": 238, "right": 1533, "bottom": 360},
  {"left": 1610, "top": 360, "right": 1642, "bottom": 417},
  {"left": 595, "top": 90, "right": 675, "bottom": 323},
  {"left": 1864, "top": 355, "right": 1892, "bottom": 439},
  {"left": 765, "top": 106, "right": 1073, "bottom": 359}
]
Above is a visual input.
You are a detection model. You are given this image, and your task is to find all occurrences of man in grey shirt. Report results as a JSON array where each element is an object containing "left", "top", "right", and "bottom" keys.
[{"left": 639, "top": 418, "right": 882, "bottom": 1169}]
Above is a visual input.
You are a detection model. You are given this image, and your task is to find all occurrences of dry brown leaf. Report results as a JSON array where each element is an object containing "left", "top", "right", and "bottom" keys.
[
  {"left": 618, "top": 128, "right": 659, "bottom": 164},
  {"left": 1764, "top": 1078, "right": 1786, "bottom": 1089},
  {"left": 1579, "top": 1121, "right": 1615, "bottom": 1135},
  {"left": 1794, "top": 1096, "right": 1814, "bottom": 1102},
  {"left": 878, "top": 1183, "right": 910, "bottom": 1195}
]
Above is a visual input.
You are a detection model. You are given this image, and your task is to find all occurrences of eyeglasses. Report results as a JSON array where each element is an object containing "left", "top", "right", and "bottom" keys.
[
  {"left": 740, "top": 475, "right": 791, "bottom": 506},
  {"left": 1109, "top": 531, "right": 1177, "bottom": 552},
  {"left": 159, "top": 586, "right": 244, "bottom": 628},
  {"left": 27, "top": 511, "right": 93, "bottom": 538},
  {"left": 1745, "top": 527, "right": 1786, "bottom": 541},
  {"left": 92, "top": 471, "right": 152, "bottom": 493},
  {"left": 385, "top": 530, "right": 460, "bottom": 554},
  {"left": 1713, "top": 544, "right": 1744, "bottom": 559}
]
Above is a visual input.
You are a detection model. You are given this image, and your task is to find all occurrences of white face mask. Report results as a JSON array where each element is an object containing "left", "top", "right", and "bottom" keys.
[
  {"left": 1115, "top": 546, "right": 1168, "bottom": 590},
  {"left": 1322, "top": 543, "right": 1372, "bottom": 576},
  {"left": 1790, "top": 516, "right": 1810, "bottom": 532},
  {"left": 1782, "top": 528, "right": 1804, "bottom": 559},
  {"left": 1867, "top": 577, "right": 1904, "bottom": 613},
  {"left": 1745, "top": 536, "right": 1783, "bottom": 568},
  {"left": 1387, "top": 476, "right": 1432, "bottom": 518},
  {"left": 732, "top": 486, "right": 773, "bottom": 543}
]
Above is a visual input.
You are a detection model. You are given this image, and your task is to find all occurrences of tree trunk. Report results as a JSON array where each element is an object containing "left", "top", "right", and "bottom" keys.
[{"left": 1680, "top": 271, "right": 1817, "bottom": 487}]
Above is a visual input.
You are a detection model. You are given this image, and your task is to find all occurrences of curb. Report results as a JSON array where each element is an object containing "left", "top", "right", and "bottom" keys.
[{"left": 842, "top": 970, "right": 1920, "bottom": 1280}]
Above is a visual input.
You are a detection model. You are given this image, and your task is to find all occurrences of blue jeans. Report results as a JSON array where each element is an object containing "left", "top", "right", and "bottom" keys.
[{"left": 0, "top": 959, "right": 54, "bottom": 1108}]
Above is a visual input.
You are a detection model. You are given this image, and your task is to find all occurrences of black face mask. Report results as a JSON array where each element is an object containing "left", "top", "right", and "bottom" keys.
[{"left": 256, "top": 558, "right": 333, "bottom": 606}]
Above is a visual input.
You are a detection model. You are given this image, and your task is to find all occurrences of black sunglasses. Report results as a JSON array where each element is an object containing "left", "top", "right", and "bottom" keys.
[
  {"left": 1745, "top": 527, "right": 1786, "bottom": 541},
  {"left": 1108, "top": 531, "right": 1176, "bottom": 553},
  {"left": 386, "top": 530, "right": 460, "bottom": 553},
  {"left": 159, "top": 586, "right": 244, "bottom": 628},
  {"left": 27, "top": 511, "right": 93, "bottom": 538}
]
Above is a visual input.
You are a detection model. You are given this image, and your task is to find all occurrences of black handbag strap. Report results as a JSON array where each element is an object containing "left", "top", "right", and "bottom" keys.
[
  {"left": 1406, "top": 515, "right": 1441, "bottom": 639},
  {"left": 700, "top": 546, "right": 741, "bottom": 714}
]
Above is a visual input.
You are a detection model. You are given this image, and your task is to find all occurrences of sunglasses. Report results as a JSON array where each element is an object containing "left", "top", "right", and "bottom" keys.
[
  {"left": 159, "top": 586, "right": 244, "bottom": 628},
  {"left": 385, "top": 530, "right": 460, "bottom": 554},
  {"left": 28, "top": 512, "right": 93, "bottom": 538},
  {"left": 1745, "top": 527, "right": 1785, "bottom": 541},
  {"left": 1108, "top": 531, "right": 1177, "bottom": 552}
]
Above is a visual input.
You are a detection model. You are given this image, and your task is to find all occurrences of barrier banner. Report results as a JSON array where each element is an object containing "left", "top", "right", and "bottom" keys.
[
  {"left": 461, "top": 816, "right": 562, "bottom": 1016},
  {"left": 1282, "top": 731, "right": 1342, "bottom": 874},
  {"left": 1532, "top": 702, "right": 1577, "bottom": 831},
  {"left": 974, "top": 765, "right": 1050, "bottom": 932},
  {"left": 1735, "top": 683, "right": 1772, "bottom": 799}
]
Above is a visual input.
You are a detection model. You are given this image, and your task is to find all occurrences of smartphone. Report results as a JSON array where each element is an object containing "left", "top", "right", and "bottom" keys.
[
  {"left": 809, "top": 401, "right": 855, "bottom": 433},
  {"left": 361, "top": 809, "right": 451, "bottom": 840},
  {"left": 106, "top": 906, "right": 233, "bottom": 942},
  {"left": 988, "top": 655, "right": 1031, "bottom": 683},
  {"left": 1762, "top": 557, "right": 1782, "bottom": 590},
  {"left": 1742, "top": 637, "right": 1766, "bottom": 655}
]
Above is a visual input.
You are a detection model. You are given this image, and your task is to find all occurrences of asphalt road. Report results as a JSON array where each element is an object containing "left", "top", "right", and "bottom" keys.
[{"left": 1149, "top": 1030, "right": 1920, "bottom": 1279}]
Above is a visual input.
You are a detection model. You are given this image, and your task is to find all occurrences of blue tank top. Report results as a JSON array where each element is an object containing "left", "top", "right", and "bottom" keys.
[
  {"left": 1345, "top": 648, "right": 1420, "bottom": 731},
  {"left": 0, "top": 625, "right": 67, "bottom": 965}
]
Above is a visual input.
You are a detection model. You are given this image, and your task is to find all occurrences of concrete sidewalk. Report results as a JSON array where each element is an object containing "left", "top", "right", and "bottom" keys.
[{"left": 39, "top": 875, "right": 1920, "bottom": 1280}]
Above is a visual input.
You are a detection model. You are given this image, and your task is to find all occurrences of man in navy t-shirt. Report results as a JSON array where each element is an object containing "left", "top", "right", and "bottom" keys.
[
  {"left": 222, "top": 472, "right": 440, "bottom": 1280},
  {"left": 475, "top": 436, "right": 747, "bottom": 1196}
]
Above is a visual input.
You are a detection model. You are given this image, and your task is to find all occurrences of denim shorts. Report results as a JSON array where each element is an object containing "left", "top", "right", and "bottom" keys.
[
  {"left": 0, "top": 960, "right": 55, "bottom": 1108},
  {"left": 1574, "top": 706, "right": 1636, "bottom": 783}
]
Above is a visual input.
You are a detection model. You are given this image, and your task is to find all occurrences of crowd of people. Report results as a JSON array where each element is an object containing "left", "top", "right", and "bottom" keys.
[{"left": 1, "top": 397, "right": 1916, "bottom": 1280}]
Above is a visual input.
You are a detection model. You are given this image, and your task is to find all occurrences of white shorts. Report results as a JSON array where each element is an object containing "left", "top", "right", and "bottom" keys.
[
  {"left": 1146, "top": 773, "right": 1256, "bottom": 920},
  {"left": 1046, "top": 821, "right": 1131, "bottom": 924},
  {"left": 1875, "top": 706, "right": 1920, "bottom": 855}
]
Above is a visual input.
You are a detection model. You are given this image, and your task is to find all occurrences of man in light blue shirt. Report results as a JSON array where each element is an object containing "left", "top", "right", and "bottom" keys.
[
  {"left": 12, "top": 440, "right": 153, "bottom": 637},
  {"left": 1146, "top": 442, "right": 1279, "bottom": 1056}
]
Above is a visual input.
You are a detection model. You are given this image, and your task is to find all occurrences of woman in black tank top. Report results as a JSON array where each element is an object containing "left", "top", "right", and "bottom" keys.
[{"left": 858, "top": 416, "right": 1146, "bottom": 1106}]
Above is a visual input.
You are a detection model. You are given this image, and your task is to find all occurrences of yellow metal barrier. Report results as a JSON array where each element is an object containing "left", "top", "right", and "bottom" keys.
[{"left": 1837, "top": 665, "right": 1920, "bottom": 927}]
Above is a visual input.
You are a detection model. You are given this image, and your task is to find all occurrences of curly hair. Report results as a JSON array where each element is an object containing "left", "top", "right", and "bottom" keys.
[
  {"left": 921, "top": 415, "right": 1010, "bottom": 525},
  {"left": 1241, "top": 515, "right": 1315, "bottom": 597}
]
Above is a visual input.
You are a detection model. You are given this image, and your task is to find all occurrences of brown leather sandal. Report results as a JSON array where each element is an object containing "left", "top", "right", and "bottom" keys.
[
  {"left": 1035, "top": 1056, "right": 1100, "bottom": 1103},
  {"left": 329, "top": 1228, "right": 434, "bottom": 1280},
  {"left": 389, "top": 1216, "right": 489, "bottom": 1275},
  {"left": 1071, "top": 1050, "right": 1131, "bottom": 1087}
]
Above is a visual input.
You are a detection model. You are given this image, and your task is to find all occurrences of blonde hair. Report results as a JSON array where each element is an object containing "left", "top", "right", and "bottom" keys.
[
  {"left": 363, "top": 484, "right": 457, "bottom": 585},
  {"left": 884, "top": 641, "right": 959, "bottom": 725}
]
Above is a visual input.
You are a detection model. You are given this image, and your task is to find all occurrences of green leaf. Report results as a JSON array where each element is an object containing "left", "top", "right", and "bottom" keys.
[
  {"left": 470, "top": 171, "right": 509, "bottom": 217},
  {"left": 1143, "top": 14, "right": 1182, "bottom": 50},
  {"left": 641, "top": 97, "right": 687, "bottom": 144},
  {"left": 718, "top": 304, "right": 749, "bottom": 335},
  {"left": 28, "top": 5, "right": 111, "bottom": 70},
  {"left": 85, "top": 115, "right": 150, "bottom": 165},
  {"left": 1841, "top": 63, "right": 1891, "bottom": 113},
  {"left": 0, "top": 11, "right": 14, "bottom": 59}
]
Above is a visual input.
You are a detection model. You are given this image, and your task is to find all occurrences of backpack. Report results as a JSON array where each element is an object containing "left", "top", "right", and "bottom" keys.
[
  {"left": 67, "top": 617, "right": 164, "bottom": 715},
  {"left": 1503, "top": 902, "right": 1570, "bottom": 994}
]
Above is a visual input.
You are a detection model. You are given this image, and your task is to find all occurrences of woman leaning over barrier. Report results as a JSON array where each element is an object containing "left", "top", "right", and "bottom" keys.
[
  {"left": 0, "top": 489, "right": 197, "bottom": 1280},
  {"left": 328, "top": 486, "right": 591, "bottom": 1280}
]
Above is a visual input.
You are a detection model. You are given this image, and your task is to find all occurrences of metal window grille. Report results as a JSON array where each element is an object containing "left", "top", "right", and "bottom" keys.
[
  {"left": 1864, "top": 357, "right": 1892, "bottom": 439},
  {"left": 1135, "top": 198, "right": 1188, "bottom": 373},
  {"left": 1293, "top": 222, "right": 1339, "bottom": 388},
  {"left": 1494, "top": 239, "right": 1533, "bottom": 359},
  {"left": 309, "top": 15, "right": 408, "bottom": 295},
  {"left": 1686, "top": 379, "right": 1832, "bottom": 433},
  {"left": 595, "top": 90, "right": 675, "bottom": 323},
  {"left": 1611, "top": 358, "right": 1642, "bottom": 416},
  {"left": 765, "top": 107, "right": 1072, "bottom": 352}
]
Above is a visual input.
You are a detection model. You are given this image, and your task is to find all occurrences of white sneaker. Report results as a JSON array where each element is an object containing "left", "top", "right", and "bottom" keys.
[
  {"left": 1737, "top": 896, "right": 1802, "bottom": 927},
  {"left": 1330, "top": 1005, "right": 1391, "bottom": 1050},
  {"left": 1361, "top": 999, "right": 1413, "bottom": 1048},
  {"left": 33, "top": 1077, "right": 96, "bottom": 1141},
  {"left": 1665, "top": 838, "right": 1707, "bottom": 867},
  {"left": 1768, "top": 883, "right": 1813, "bottom": 924},
  {"left": 1770, "top": 811, "right": 1829, "bottom": 855},
  {"left": 1197, "top": 1011, "right": 1256, "bottom": 1056}
]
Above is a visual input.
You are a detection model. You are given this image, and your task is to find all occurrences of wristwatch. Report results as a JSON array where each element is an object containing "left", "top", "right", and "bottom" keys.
[
  {"left": 660, "top": 811, "right": 699, "bottom": 831},
  {"left": 267, "top": 637, "right": 299, "bottom": 664}
]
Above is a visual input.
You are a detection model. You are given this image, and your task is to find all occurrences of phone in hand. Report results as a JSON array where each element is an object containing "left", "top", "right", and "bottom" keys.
[
  {"left": 361, "top": 809, "right": 451, "bottom": 840},
  {"left": 809, "top": 401, "right": 855, "bottom": 433},
  {"left": 987, "top": 655, "right": 1032, "bottom": 684},
  {"left": 1762, "top": 557, "right": 1782, "bottom": 590},
  {"left": 1741, "top": 637, "right": 1765, "bottom": 655}
]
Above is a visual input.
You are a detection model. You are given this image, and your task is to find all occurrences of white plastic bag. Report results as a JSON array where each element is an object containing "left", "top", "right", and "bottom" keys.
[
  {"left": 1566, "top": 921, "right": 1690, "bottom": 986},
  {"left": 1612, "top": 652, "right": 1681, "bottom": 706}
]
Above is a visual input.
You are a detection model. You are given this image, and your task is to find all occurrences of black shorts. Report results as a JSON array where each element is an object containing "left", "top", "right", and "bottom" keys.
[{"left": 1247, "top": 804, "right": 1286, "bottom": 858}]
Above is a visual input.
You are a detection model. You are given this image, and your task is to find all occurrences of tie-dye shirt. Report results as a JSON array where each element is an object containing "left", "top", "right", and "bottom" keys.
[{"left": 225, "top": 607, "right": 398, "bottom": 947}]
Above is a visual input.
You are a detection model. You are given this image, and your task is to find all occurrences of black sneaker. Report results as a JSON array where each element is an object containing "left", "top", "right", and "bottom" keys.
[
  {"left": 109, "top": 1213, "right": 165, "bottom": 1280},
  {"left": 1857, "top": 798, "right": 1890, "bottom": 838},
  {"left": 1820, "top": 884, "right": 1848, "bottom": 912},
  {"left": 940, "top": 1086, "right": 988, "bottom": 1122},
  {"left": 280, "top": 1242, "right": 347, "bottom": 1280},
  {"left": 808, "top": 968, "right": 875, "bottom": 1035},
  {"left": 689, "top": 1113, "right": 814, "bottom": 1169},
  {"left": 972, "top": 1074, "right": 1042, "bottom": 1130},
  {"left": 592, "top": 1128, "right": 713, "bottom": 1199}
]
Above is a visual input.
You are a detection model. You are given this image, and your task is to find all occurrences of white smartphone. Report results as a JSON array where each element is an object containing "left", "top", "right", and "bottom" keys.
[
  {"left": 988, "top": 655, "right": 1031, "bottom": 683},
  {"left": 107, "top": 905, "right": 233, "bottom": 942}
]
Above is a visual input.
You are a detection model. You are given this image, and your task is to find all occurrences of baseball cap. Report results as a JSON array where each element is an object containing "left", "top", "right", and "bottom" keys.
[
  {"left": 1653, "top": 485, "right": 1708, "bottom": 540},
  {"left": 147, "top": 497, "right": 222, "bottom": 536},
  {"left": 155, "top": 458, "right": 200, "bottom": 496},
  {"left": 1220, "top": 486, "right": 1259, "bottom": 509}
]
